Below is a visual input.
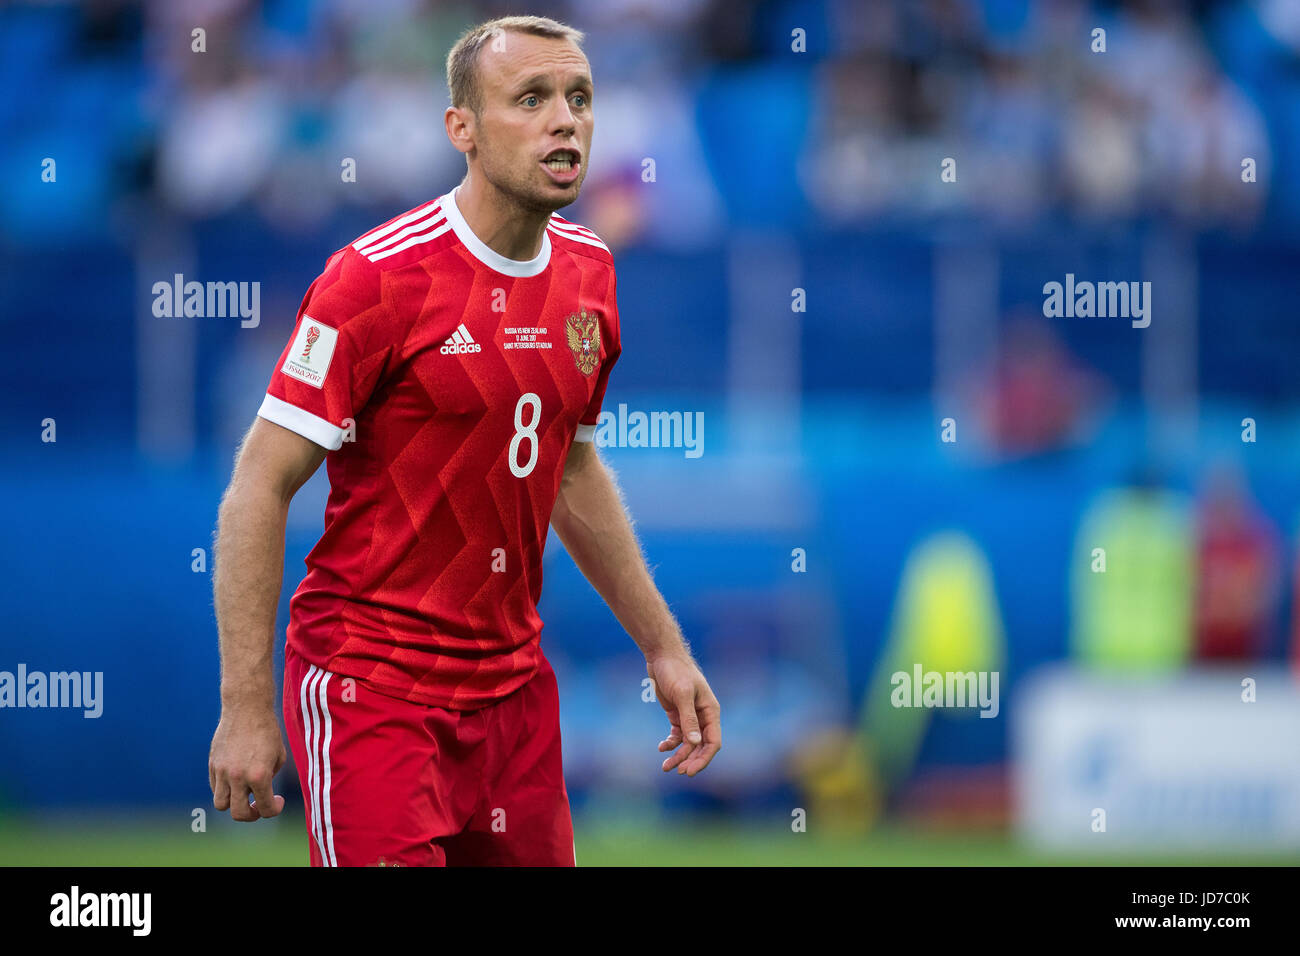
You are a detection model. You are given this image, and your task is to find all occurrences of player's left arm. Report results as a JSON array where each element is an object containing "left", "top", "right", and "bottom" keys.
[{"left": 550, "top": 439, "right": 721, "bottom": 776}]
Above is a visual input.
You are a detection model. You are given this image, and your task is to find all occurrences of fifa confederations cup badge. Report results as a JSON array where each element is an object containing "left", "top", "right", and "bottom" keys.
[{"left": 301, "top": 325, "right": 322, "bottom": 363}]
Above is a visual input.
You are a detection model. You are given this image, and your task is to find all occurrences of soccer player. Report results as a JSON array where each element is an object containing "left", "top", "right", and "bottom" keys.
[{"left": 207, "top": 15, "right": 721, "bottom": 866}]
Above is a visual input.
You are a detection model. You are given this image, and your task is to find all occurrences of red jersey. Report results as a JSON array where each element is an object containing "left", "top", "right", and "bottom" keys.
[{"left": 258, "top": 185, "right": 620, "bottom": 709}]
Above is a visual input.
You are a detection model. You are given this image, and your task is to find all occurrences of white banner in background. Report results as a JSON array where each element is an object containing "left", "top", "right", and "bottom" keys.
[{"left": 1013, "top": 666, "right": 1300, "bottom": 849}]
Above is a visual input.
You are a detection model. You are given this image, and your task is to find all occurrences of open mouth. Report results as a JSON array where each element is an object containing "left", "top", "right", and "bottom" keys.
[{"left": 542, "top": 148, "right": 580, "bottom": 175}]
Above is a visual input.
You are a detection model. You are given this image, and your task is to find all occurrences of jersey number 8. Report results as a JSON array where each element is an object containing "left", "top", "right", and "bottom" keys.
[{"left": 509, "top": 393, "right": 542, "bottom": 478}]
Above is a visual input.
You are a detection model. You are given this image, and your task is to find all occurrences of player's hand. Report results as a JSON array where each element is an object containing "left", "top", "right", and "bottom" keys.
[
  {"left": 209, "top": 703, "right": 287, "bottom": 822},
  {"left": 646, "top": 653, "right": 721, "bottom": 776}
]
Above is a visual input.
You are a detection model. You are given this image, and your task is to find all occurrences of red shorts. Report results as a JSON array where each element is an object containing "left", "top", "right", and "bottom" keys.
[{"left": 282, "top": 643, "right": 575, "bottom": 867}]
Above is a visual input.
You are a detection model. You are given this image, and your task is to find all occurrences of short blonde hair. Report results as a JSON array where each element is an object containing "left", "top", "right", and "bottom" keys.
[{"left": 446, "top": 16, "right": 585, "bottom": 117}]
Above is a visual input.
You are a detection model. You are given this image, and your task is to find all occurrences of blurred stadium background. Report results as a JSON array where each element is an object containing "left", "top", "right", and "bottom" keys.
[{"left": 3, "top": 0, "right": 1300, "bottom": 865}]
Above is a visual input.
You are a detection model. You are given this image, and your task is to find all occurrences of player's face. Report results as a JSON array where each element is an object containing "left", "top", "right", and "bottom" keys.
[{"left": 472, "top": 33, "right": 594, "bottom": 213}]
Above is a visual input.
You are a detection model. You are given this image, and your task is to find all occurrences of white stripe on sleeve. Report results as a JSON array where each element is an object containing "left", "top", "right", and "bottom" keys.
[{"left": 258, "top": 394, "right": 345, "bottom": 450}]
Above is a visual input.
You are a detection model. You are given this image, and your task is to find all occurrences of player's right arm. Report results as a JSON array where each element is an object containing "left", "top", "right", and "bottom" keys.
[
  {"left": 209, "top": 246, "right": 393, "bottom": 821},
  {"left": 209, "top": 417, "right": 326, "bottom": 822}
]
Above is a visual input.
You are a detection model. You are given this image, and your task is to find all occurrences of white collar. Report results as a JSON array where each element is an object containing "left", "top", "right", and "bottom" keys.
[{"left": 442, "top": 184, "right": 551, "bottom": 278}]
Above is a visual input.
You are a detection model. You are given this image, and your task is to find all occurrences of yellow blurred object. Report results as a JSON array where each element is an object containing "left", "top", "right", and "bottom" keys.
[
  {"left": 788, "top": 728, "right": 882, "bottom": 836},
  {"left": 895, "top": 531, "right": 1004, "bottom": 677},
  {"left": 1070, "top": 486, "right": 1193, "bottom": 670},
  {"left": 865, "top": 531, "right": 1007, "bottom": 786}
]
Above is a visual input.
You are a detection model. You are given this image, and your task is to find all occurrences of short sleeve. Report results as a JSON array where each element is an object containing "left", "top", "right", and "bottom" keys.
[
  {"left": 573, "top": 269, "right": 622, "bottom": 442},
  {"left": 257, "top": 248, "right": 393, "bottom": 450}
]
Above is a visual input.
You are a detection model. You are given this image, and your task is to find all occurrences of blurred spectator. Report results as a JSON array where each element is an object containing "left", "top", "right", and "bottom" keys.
[
  {"left": 968, "top": 314, "right": 1110, "bottom": 460},
  {"left": 0, "top": 0, "right": 1286, "bottom": 238},
  {"left": 156, "top": 64, "right": 288, "bottom": 216},
  {"left": 1060, "top": 72, "right": 1144, "bottom": 218},
  {"left": 1193, "top": 462, "right": 1281, "bottom": 661},
  {"left": 1070, "top": 473, "right": 1194, "bottom": 671}
]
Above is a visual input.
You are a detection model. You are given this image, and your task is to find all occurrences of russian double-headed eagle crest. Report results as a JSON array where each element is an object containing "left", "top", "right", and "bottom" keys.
[{"left": 565, "top": 308, "right": 601, "bottom": 376}]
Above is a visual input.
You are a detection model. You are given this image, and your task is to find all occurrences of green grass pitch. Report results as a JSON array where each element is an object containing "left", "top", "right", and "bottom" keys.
[{"left": 2, "top": 812, "right": 1296, "bottom": 866}]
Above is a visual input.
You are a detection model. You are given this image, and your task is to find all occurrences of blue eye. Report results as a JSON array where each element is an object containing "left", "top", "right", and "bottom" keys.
[
  {"left": 524, "top": 95, "right": 539, "bottom": 107},
  {"left": 572, "top": 94, "right": 587, "bottom": 108}
]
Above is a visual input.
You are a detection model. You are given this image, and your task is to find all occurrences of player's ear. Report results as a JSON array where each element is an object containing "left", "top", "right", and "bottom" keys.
[{"left": 444, "top": 106, "right": 474, "bottom": 155}]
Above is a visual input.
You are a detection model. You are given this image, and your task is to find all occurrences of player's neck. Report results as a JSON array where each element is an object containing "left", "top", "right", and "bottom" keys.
[{"left": 452, "top": 175, "right": 550, "bottom": 263}]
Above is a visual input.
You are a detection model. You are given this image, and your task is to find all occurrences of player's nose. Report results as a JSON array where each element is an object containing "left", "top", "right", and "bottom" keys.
[{"left": 547, "top": 98, "right": 578, "bottom": 133}]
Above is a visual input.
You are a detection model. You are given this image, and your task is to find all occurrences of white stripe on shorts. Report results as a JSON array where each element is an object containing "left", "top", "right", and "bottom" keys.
[
  {"left": 301, "top": 665, "right": 337, "bottom": 866},
  {"left": 315, "top": 669, "right": 337, "bottom": 866}
]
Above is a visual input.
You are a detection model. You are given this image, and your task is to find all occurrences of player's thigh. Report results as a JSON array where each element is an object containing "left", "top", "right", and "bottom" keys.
[
  {"left": 445, "top": 658, "right": 575, "bottom": 866},
  {"left": 282, "top": 648, "right": 450, "bottom": 867}
]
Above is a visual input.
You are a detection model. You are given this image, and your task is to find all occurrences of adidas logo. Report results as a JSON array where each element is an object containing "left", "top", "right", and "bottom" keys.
[{"left": 440, "top": 323, "right": 482, "bottom": 355}]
